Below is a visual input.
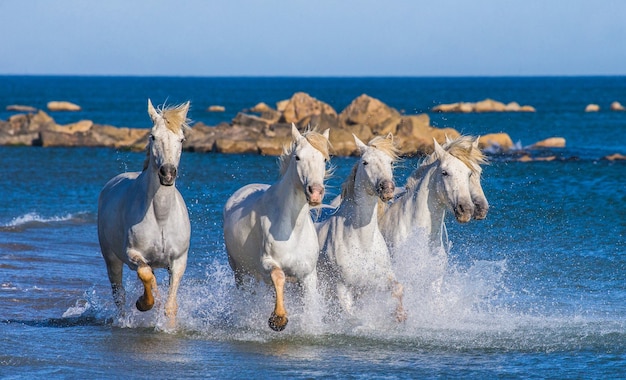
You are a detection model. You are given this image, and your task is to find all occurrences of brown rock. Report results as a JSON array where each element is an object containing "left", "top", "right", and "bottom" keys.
[
  {"left": 49, "top": 120, "right": 94, "bottom": 134},
  {"left": 479, "top": 133, "right": 514, "bottom": 151},
  {"left": 610, "top": 101, "right": 625, "bottom": 111},
  {"left": 604, "top": 153, "right": 626, "bottom": 161},
  {"left": 474, "top": 99, "right": 507, "bottom": 112},
  {"left": 6, "top": 105, "right": 37, "bottom": 112},
  {"left": 327, "top": 127, "right": 358, "bottom": 156},
  {"left": 215, "top": 138, "right": 258, "bottom": 154},
  {"left": 585, "top": 104, "right": 600, "bottom": 112},
  {"left": 530, "top": 137, "right": 566, "bottom": 148},
  {"left": 432, "top": 99, "right": 535, "bottom": 113},
  {"left": 207, "top": 105, "right": 225, "bottom": 112},
  {"left": 47, "top": 101, "right": 81, "bottom": 111},
  {"left": 279, "top": 92, "right": 337, "bottom": 124},
  {"left": 339, "top": 94, "right": 401, "bottom": 135}
]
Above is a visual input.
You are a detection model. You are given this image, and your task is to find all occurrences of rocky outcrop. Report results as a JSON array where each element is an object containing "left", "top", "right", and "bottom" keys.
[
  {"left": 432, "top": 98, "right": 536, "bottom": 113},
  {"left": 1, "top": 93, "right": 564, "bottom": 157},
  {"left": 47, "top": 101, "right": 81, "bottom": 111}
]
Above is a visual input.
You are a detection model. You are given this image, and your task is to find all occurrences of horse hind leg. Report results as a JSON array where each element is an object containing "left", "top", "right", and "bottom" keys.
[
  {"left": 136, "top": 265, "right": 157, "bottom": 312},
  {"left": 164, "top": 256, "right": 187, "bottom": 328}
]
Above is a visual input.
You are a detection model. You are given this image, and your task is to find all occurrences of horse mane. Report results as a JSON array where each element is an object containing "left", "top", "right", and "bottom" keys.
[
  {"left": 279, "top": 127, "right": 331, "bottom": 176},
  {"left": 341, "top": 135, "right": 400, "bottom": 200},
  {"left": 161, "top": 103, "right": 191, "bottom": 134},
  {"left": 142, "top": 102, "right": 192, "bottom": 171},
  {"left": 404, "top": 135, "right": 487, "bottom": 190}
]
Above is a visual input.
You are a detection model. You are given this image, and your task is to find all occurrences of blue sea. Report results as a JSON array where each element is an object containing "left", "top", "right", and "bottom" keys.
[{"left": 1, "top": 76, "right": 625, "bottom": 378}]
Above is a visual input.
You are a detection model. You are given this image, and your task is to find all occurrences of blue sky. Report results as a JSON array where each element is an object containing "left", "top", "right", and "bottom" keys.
[{"left": 1, "top": 0, "right": 625, "bottom": 76}]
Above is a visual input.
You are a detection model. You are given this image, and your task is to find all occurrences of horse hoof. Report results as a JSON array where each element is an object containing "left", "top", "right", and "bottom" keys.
[
  {"left": 135, "top": 297, "right": 154, "bottom": 312},
  {"left": 268, "top": 313, "right": 288, "bottom": 332}
]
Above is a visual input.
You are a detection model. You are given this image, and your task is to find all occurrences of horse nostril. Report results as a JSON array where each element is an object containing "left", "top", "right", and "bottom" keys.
[{"left": 159, "top": 164, "right": 177, "bottom": 179}]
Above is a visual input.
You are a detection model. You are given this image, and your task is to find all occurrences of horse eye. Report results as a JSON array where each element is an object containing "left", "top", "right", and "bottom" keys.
[
  {"left": 441, "top": 170, "right": 449, "bottom": 176},
  {"left": 295, "top": 155, "right": 301, "bottom": 161},
  {"left": 149, "top": 134, "right": 155, "bottom": 141},
  {"left": 363, "top": 161, "right": 369, "bottom": 166}
]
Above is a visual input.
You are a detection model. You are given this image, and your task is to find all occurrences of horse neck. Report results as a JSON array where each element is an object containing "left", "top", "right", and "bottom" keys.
[
  {"left": 398, "top": 162, "right": 447, "bottom": 241},
  {"left": 266, "top": 162, "right": 310, "bottom": 223},
  {"left": 340, "top": 185, "right": 380, "bottom": 229},
  {"left": 137, "top": 165, "right": 178, "bottom": 221}
]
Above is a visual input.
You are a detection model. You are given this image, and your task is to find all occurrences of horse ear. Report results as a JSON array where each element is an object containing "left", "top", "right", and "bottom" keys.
[
  {"left": 291, "top": 123, "right": 303, "bottom": 141},
  {"left": 445, "top": 135, "right": 452, "bottom": 144},
  {"left": 433, "top": 138, "right": 446, "bottom": 158},
  {"left": 322, "top": 128, "right": 330, "bottom": 140},
  {"left": 353, "top": 134, "right": 367, "bottom": 154},
  {"left": 385, "top": 132, "right": 394, "bottom": 141},
  {"left": 147, "top": 99, "right": 158, "bottom": 122},
  {"left": 179, "top": 101, "right": 190, "bottom": 118},
  {"left": 473, "top": 136, "right": 481, "bottom": 149}
]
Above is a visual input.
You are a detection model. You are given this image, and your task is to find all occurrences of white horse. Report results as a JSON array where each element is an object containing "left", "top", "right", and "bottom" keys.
[
  {"left": 97, "top": 99, "right": 191, "bottom": 327},
  {"left": 379, "top": 136, "right": 487, "bottom": 260},
  {"left": 317, "top": 134, "right": 406, "bottom": 322},
  {"left": 223, "top": 125, "right": 331, "bottom": 332}
]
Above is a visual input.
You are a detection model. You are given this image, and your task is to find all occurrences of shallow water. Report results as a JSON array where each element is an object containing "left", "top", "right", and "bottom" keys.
[
  {"left": 1, "top": 145, "right": 625, "bottom": 378},
  {"left": 1, "top": 76, "right": 625, "bottom": 378}
]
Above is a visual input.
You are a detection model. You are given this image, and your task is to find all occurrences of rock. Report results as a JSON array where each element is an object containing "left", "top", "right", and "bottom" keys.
[
  {"left": 530, "top": 137, "right": 566, "bottom": 149},
  {"left": 474, "top": 99, "right": 507, "bottom": 112},
  {"left": 6, "top": 105, "right": 37, "bottom": 112},
  {"left": 207, "top": 105, "right": 225, "bottom": 112},
  {"left": 604, "top": 153, "right": 626, "bottom": 161},
  {"left": 432, "top": 99, "right": 535, "bottom": 113},
  {"left": 279, "top": 92, "right": 337, "bottom": 124},
  {"left": 519, "top": 105, "right": 536, "bottom": 112},
  {"left": 339, "top": 94, "right": 401, "bottom": 135},
  {"left": 47, "top": 101, "right": 81, "bottom": 112},
  {"left": 585, "top": 104, "right": 600, "bottom": 112},
  {"left": 231, "top": 112, "right": 270, "bottom": 131},
  {"left": 610, "top": 101, "right": 625, "bottom": 111},
  {"left": 478, "top": 133, "right": 515, "bottom": 151},
  {"left": 49, "top": 120, "right": 94, "bottom": 134},
  {"left": 327, "top": 127, "right": 359, "bottom": 156}
]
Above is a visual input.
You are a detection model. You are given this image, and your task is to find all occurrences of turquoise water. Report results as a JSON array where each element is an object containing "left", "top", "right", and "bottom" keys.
[{"left": 1, "top": 77, "right": 625, "bottom": 378}]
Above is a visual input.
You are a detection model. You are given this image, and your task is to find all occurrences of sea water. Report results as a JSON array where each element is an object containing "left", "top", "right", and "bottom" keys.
[{"left": 0, "top": 76, "right": 625, "bottom": 378}]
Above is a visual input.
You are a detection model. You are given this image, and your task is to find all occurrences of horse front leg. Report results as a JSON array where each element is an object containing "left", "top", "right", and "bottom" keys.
[
  {"left": 268, "top": 266, "right": 288, "bottom": 331},
  {"left": 391, "top": 280, "right": 407, "bottom": 322},
  {"left": 164, "top": 256, "right": 187, "bottom": 328},
  {"left": 103, "top": 252, "right": 126, "bottom": 312},
  {"left": 136, "top": 265, "right": 157, "bottom": 312}
]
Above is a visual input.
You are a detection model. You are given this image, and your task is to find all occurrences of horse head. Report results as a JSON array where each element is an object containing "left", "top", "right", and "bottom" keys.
[
  {"left": 468, "top": 137, "right": 489, "bottom": 219},
  {"left": 352, "top": 133, "right": 398, "bottom": 202},
  {"left": 147, "top": 99, "right": 190, "bottom": 186},
  {"left": 432, "top": 139, "right": 475, "bottom": 223},
  {"left": 287, "top": 124, "right": 330, "bottom": 206}
]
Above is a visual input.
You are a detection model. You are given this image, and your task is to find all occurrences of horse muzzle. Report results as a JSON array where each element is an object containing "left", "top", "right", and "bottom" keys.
[
  {"left": 454, "top": 201, "right": 474, "bottom": 223},
  {"left": 158, "top": 164, "right": 177, "bottom": 186},
  {"left": 306, "top": 183, "right": 324, "bottom": 206},
  {"left": 473, "top": 201, "right": 489, "bottom": 220},
  {"left": 377, "top": 179, "right": 395, "bottom": 202}
]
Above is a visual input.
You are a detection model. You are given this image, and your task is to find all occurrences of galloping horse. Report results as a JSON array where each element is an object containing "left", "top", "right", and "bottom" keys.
[
  {"left": 223, "top": 125, "right": 331, "bottom": 331},
  {"left": 379, "top": 137, "right": 487, "bottom": 258},
  {"left": 97, "top": 100, "right": 191, "bottom": 327},
  {"left": 317, "top": 134, "right": 406, "bottom": 322}
]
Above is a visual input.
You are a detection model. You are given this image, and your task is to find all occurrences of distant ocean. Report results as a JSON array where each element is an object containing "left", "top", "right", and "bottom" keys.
[{"left": 1, "top": 76, "right": 625, "bottom": 378}]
